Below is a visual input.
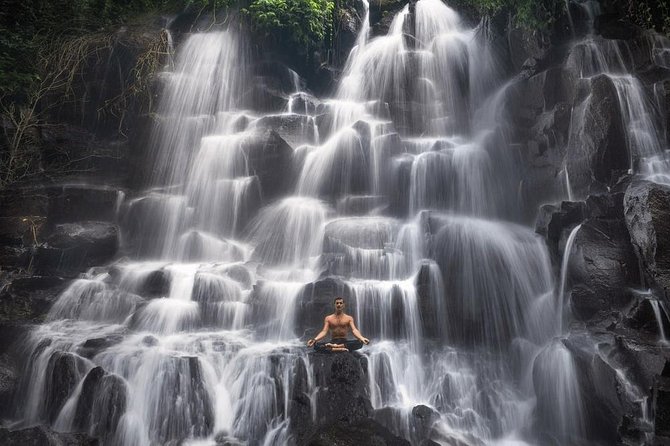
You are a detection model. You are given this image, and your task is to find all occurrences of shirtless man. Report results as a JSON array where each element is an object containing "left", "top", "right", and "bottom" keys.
[{"left": 306, "top": 297, "right": 370, "bottom": 352}]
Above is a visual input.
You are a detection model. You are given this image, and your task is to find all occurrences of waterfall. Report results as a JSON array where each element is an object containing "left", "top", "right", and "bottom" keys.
[
  {"left": 10, "top": 2, "right": 610, "bottom": 445},
  {"left": 557, "top": 224, "right": 582, "bottom": 332},
  {"left": 651, "top": 300, "right": 670, "bottom": 344},
  {"left": 565, "top": 14, "right": 670, "bottom": 193}
]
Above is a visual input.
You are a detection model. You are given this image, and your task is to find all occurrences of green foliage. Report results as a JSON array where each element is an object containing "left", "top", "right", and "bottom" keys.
[
  {"left": 449, "top": 0, "right": 559, "bottom": 30},
  {"left": 243, "top": 0, "right": 335, "bottom": 48}
]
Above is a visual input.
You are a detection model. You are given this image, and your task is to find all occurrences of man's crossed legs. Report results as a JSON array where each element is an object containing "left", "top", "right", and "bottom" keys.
[{"left": 313, "top": 338, "right": 363, "bottom": 353}]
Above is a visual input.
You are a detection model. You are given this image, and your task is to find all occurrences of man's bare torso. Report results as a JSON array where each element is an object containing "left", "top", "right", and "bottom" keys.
[{"left": 326, "top": 313, "right": 352, "bottom": 338}]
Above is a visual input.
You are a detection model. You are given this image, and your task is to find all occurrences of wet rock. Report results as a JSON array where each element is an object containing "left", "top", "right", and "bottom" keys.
[
  {"left": 389, "top": 154, "right": 413, "bottom": 217},
  {"left": 566, "top": 74, "right": 628, "bottom": 194},
  {"left": 624, "top": 295, "right": 670, "bottom": 337},
  {"left": 47, "top": 184, "right": 121, "bottom": 224},
  {"left": 624, "top": 180, "right": 670, "bottom": 300},
  {"left": 220, "top": 264, "right": 254, "bottom": 290},
  {"left": 147, "top": 356, "right": 214, "bottom": 443},
  {"left": 370, "top": 0, "right": 408, "bottom": 36},
  {"left": 251, "top": 114, "right": 317, "bottom": 150},
  {"left": 241, "top": 81, "right": 288, "bottom": 113},
  {"left": 324, "top": 218, "right": 397, "bottom": 250},
  {"left": 0, "top": 276, "right": 68, "bottom": 322},
  {"left": 506, "top": 74, "right": 546, "bottom": 129},
  {"left": 0, "top": 426, "right": 98, "bottom": 445},
  {"left": 337, "top": 195, "right": 389, "bottom": 215},
  {"left": 45, "top": 351, "right": 89, "bottom": 423},
  {"left": 77, "top": 334, "right": 125, "bottom": 359},
  {"left": 411, "top": 405, "right": 440, "bottom": 443},
  {"left": 35, "top": 222, "right": 119, "bottom": 274},
  {"left": 245, "top": 130, "right": 294, "bottom": 200},
  {"left": 569, "top": 218, "right": 639, "bottom": 320},
  {"left": 561, "top": 332, "right": 624, "bottom": 444},
  {"left": 535, "top": 200, "right": 586, "bottom": 256},
  {"left": 254, "top": 61, "right": 303, "bottom": 95},
  {"left": 74, "top": 366, "right": 128, "bottom": 437},
  {"left": 139, "top": 269, "right": 171, "bottom": 298},
  {"left": 334, "top": 2, "right": 364, "bottom": 66},
  {"left": 655, "top": 376, "right": 670, "bottom": 439},
  {"left": 289, "top": 358, "right": 314, "bottom": 440},
  {"left": 289, "top": 92, "right": 321, "bottom": 116},
  {"left": 507, "top": 25, "right": 547, "bottom": 73},
  {"left": 0, "top": 353, "right": 18, "bottom": 418},
  {"left": 305, "top": 418, "right": 411, "bottom": 446},
  {"left": 311, "top": 352, "right": 370, "bottom": 422},
  {"left": 415, "top": 262, "right": 443, "bottom": 340},
  {"left": 294, "top": 353, "right": 403, "bottom": 444},
  {"left": 598, "top": 16, "right": 643, "bottom": 41},
  {"left": 543, "top": 67, "right": 579, "bottom": 109},
  {"left": 586, "top": 190, "right": 626, "bottom": 220}
]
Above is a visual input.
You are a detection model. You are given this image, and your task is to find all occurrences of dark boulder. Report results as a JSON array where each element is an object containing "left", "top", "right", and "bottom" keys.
[
  {"left": 289, "top": 92, "right": 321, "bottom": 116},
  {"left": 289, "top": 357, "right": 314, "bottom": 441},
  {"left": 506, "top": 25, "right": 547, "bottom": 73},
  {"left": 76, "top": 334, "right": 125, "bottom": 359},
  {"left": 624, "top": 180, "right": 670, "bottom": 300},
  {"left": 294, "top": 353, "right": 408, "bottom": 445},
  {"left": 44, "top": 351, "right": 89, "bottom": 423},
  {"left": 0, "top": 275, "right": 68, "bottom": 322},
  {"left": 35, "top": 221, "right": 119, "bottom": 274},
  {"left": 415, "top": 262, "right": 445, "bottom": 340},
  {"left": 410, "top": 405, "right": 440, "bottom": 444},
  {"left": 311, "top": 353, "right": 370, "bottom": 423},
  {"left": 566, "top": 74, "right": 628, "bottom": 195},
  {"left": 245, "top": 130, "right": 294, "bottom": 200},
  {"left": 561, "top": 332, "right": 625, "bottom": 444},
  {"left": 305, "top": 418, "right": 411, "bottom": 446},
  {"left": 624, "top": 294, "right": 670, "bottom": 339},
  {"left": 0, "top": 426, "right": 97, "bottom": 446},
  {"left": 241, "top": 81, "right": 288, "bottom": 113},
  {"left": 139, "top": 269, "right": 171, "bottom": 298},
  {"left": 74, "top": 366, "right": 128, "bottom": 437},
  {"left": 568, "top": 218, "right": 639, "bottom": 320}
]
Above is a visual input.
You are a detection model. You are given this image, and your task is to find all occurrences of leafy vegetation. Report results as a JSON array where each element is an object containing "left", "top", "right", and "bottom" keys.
[
  {"left": 242, "top": 0, "right": 335, "bottom": 49},
  {"left": 449, "top": 0, "right": 560, "bottom": 30}
]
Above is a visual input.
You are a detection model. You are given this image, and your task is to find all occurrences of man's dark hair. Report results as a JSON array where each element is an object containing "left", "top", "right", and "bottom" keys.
[{"left": 334, "top": 297, "right": 344, "bottom": 303}]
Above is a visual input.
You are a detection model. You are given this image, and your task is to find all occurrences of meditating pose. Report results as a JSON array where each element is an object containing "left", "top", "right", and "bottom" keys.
[{"left": 307, "top": 296, "right": 370, "bottom": 352}]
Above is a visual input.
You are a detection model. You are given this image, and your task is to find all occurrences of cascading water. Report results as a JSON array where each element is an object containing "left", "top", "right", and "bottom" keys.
[
  {"left": 564, "top": 1, "right": 670, "bottom": 193},
  {"left": 9, "top": 2, "right": 613, "bottom": 445}
]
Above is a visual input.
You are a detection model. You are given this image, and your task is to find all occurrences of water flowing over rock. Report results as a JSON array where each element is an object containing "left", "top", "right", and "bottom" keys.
[
  {"left": 4, "top": 1, "right": 670, "bottom": 445},
  {"left": 625, "top": 180, "right": 670, "bottom": 300}
]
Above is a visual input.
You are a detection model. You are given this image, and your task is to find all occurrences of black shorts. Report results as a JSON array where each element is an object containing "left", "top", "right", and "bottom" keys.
[{"left": 313, "top": 338, "right": 363, "bottom": 353}]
